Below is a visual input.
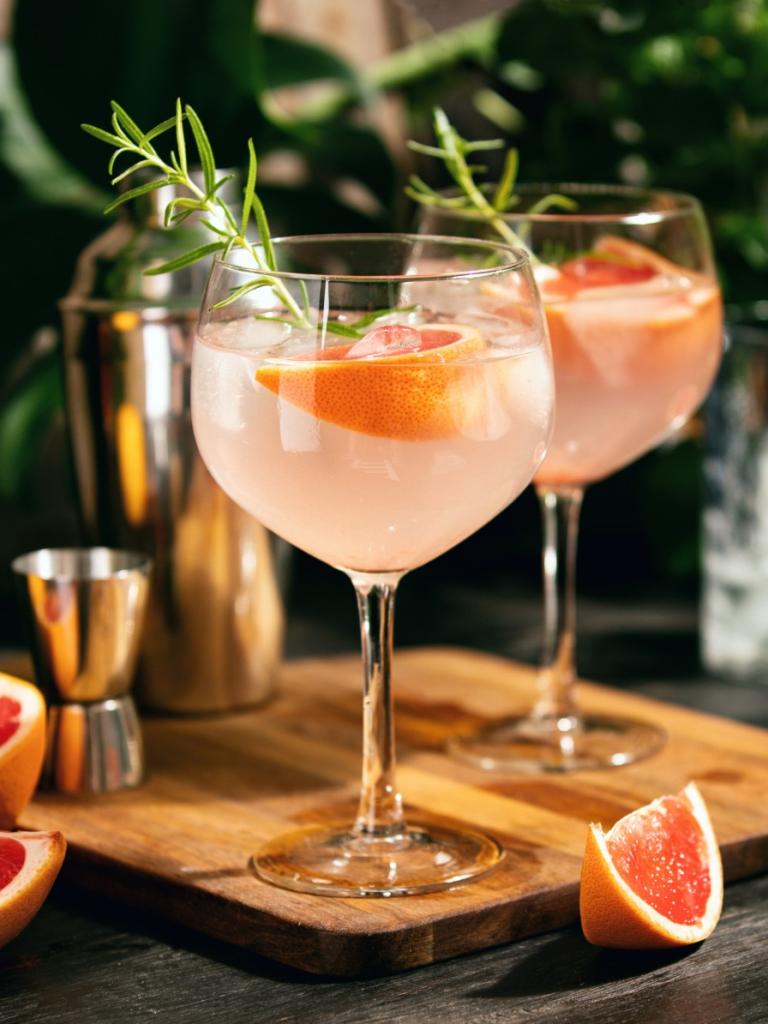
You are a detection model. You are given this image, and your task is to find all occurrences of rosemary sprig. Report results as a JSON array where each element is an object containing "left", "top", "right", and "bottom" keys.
[
  {"left": 82, "top": 100, "right": 404, "bottom": 339},
  {"left": 406, "top": 108, "right": 577, "bottom": 253}
]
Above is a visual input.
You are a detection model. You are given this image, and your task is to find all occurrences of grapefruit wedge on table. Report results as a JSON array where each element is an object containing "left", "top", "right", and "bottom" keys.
[
  {"left": 580, "top": 782, "right": 723, "bottom": 949},
  {"left": 0, "top": 831, "right": 66, "bottom": 947},
  {"left": 255, "top": 322, "right": 486, "bottom": 440},
  {"left": 0, "top": 675, "right": 45, "bottom": 827}
]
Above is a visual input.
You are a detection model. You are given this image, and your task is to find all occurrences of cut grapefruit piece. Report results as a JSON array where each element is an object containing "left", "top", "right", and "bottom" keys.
[
  {"left": 580, "top": 782, "right": 723, "bottom": 949},
  {"left": 591, "top": 234, "right": 696, "bottom": 278},
  {"left": 255, "top": 322, "right": 487, "bottom": 440},
  {"left": 0, "top": 831, "right": 66, "bottom": 947},
  {"left": 0, "top": 675, "right": 46, "bottom": 828},
  {"left": 559, "top": 254, "right": 657, "bottom": 289}
]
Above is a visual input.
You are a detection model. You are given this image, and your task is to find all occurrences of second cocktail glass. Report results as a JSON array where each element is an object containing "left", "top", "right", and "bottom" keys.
[
  {"left": 192, "top": 234, "right": 554, "bottom": 895},
  {"left": 421, "top": 188, "right": 723, "bottom": 771}
]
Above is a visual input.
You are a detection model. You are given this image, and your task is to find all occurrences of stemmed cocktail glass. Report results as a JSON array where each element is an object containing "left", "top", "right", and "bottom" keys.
[
  {"left": 192, "top": 234, "right": 554, "bottom": 895},
  {"left": 420, "top": 188, "right": 723, "bottom": 771}
]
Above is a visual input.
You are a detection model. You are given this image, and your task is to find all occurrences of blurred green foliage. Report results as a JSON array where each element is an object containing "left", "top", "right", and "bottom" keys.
[{"left": 401, "top": 0, "right": 768, "bottom": 304}]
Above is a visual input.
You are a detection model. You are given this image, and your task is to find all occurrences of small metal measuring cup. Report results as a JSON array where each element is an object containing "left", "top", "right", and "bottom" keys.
[{"left": 12, "top": 548, "right": 151, "bottom": 793}]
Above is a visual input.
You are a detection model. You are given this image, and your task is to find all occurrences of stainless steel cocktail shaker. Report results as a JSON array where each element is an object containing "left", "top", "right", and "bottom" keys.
[{"left": 59, "top": 179, "right": 285, "bottom": 712}]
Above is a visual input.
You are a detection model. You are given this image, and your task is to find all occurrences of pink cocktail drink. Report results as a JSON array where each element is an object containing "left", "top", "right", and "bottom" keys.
[
  {"left": 193, "top": 315, "right": 553, "bottom": 573},
  {"left": 533, "top": 238, "right": 722, "bottom": 486}
]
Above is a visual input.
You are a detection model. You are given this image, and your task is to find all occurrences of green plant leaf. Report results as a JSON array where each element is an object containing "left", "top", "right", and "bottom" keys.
[
  {"left": 351, "top": 306, "right": 418, "bottom": 328},
  {"left": 185, "top": 104, "right": 216, "bottom": 193},
  {"left": 241, "top": 138, "right": 257, "bottom": 237},
  {"left": 210, "top": 277, "right": 279, "bottom": 310},
  {"left": 142, "top": 115, "right": 178, "bottom": 146},
  {"left": 174, "top": 98, "right": 188, "bottom": 175},
  {"left": 0, "top": 352, "right": 63, "bottom": 499},
  {"left": 323, "top": 322, "right": 361, "bottom": 338},
  {"left": 492, "top": 147, "right": 519, "bottom": 211},
  {"left": 12, "top": 0, "right": 258, "bottom": 183},
  {"left": 81, "top": 123, "right": 126, "bottom": 147},
  {"left": 103, "top": 178, "right": 168, "bottom": 214},
  {"left": 144, "top": 240, "right": 227, "bottom": 275},
  {"left": 251, "top": 193, "right": 275, "bottom": 268},
  {"left": 111, "top": 158, "right": 155, "bottom": 185},
  {"left": 110, "top": 100, "right": 144, "bottom": 144},
  {"left": 255, "top": 31, "right": 362, "bottom": 97}
]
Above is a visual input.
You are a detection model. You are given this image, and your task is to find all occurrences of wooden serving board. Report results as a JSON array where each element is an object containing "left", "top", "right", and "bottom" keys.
[{"left": 19, "top": 647, "right": 768, "bottom": 976}]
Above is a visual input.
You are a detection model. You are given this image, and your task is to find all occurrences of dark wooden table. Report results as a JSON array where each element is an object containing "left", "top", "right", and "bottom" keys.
[{"left": 2, "top": 577, "right": 767, "bottom": 1024}]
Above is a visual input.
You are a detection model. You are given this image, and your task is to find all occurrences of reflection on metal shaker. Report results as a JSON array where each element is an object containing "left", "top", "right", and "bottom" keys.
[{"left": 59, "top": 182, "right": 285, "bottom": 712}]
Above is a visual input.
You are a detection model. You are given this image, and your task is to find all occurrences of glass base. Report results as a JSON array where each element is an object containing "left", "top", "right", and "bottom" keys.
[
  {"left": 252, "top": 820, "right": 504, "bottom": 897},
  {"left": 448, "top": 713, "right": 666, "bottom": 772}
]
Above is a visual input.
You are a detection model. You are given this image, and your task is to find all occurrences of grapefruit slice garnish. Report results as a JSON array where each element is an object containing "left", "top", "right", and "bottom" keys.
[
  {"left": 255, "top": 322, "right": 487, "bottom": 440},
  {"left": 0, "top": 831, "right": 66, "bottom": 948},
  {"left": 580, "top": 782, "right": 723, "bottom": 948},
  {"left": 558, "top": 254, "right": 656, "bottom": 289},
  {"left": 0, "top": 676, "right": 45, "bottom": 828}
]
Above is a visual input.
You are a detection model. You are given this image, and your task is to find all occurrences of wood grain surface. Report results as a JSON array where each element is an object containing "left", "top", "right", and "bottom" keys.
[{"left": 18, "top": 647, "right": 768, "bottom": 977}]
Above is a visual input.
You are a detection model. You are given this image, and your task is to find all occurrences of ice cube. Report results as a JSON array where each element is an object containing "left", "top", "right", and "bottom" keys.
[{"left": 346, "top": 325, "right": 421, "bottom": 358}]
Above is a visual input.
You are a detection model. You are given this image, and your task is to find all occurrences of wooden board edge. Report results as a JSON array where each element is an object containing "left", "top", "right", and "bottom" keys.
[{"left": 58, "top": 843, "right": 580, "bottom": 976}]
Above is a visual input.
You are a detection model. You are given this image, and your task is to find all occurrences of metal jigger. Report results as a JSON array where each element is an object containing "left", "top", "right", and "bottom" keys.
[{"left": 12, "top": 548, "right": 152, "bottom": 794}]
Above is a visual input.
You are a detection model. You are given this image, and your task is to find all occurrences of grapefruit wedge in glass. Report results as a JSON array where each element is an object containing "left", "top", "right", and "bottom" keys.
[
  {"left": 0, "top": 831, "right": 66, "bottom": 947},
  {"left": 255, "top": 322, "right": 488, "bottom": 440},
  {"left": 0, "top": 675, "right": 46, "bottom": 827},
  {"left": 580, "top": 782, "right": 723, "bottom": 948}
]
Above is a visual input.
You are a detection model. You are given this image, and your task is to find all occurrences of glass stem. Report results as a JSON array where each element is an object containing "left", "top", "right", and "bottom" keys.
[
  {"left": 350, "top": 572, "right": 406, "bottom": 839},
  {"left": 533, "top": 485, "right": 584, "bottom": 723}
]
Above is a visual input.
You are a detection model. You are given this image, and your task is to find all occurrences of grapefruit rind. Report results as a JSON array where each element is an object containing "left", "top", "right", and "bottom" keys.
[
  {"left": 0, "top": 675, "right": 46, "bottom": 828},
  {"left": 0, "top": 831, "right": 66, "bottom": 948},
  {"left": 255, "top": 322, "right": 488, "bottom": 440},
  {"left": 579, "top": 782, "right": 723, "bottom": 949}
]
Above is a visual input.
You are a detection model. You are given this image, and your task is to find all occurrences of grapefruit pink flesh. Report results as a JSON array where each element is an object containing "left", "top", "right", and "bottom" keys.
[
  {"left": 0, "top": 675, "right": 46, "bottom": 827},
  {"left": 0, "top": 831, "right": 66, "bottom": 948},
  {"left": 0, "top": 698, "right": 21, "bottom": 746},
  {"left": 0, "top": 837, "right": 24, "bottom": 889},
  {"left": 580, "top": 782, "right": 723, "bottom": 949},
  {"left": 606, "top": 795, "right": 711, "bottom": 926},
  {"left": 559, "top": 255, "right": 656, "bottom": 289}
]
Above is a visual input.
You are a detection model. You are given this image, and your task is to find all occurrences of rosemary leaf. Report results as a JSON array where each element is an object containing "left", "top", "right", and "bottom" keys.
[
  {"left": 527, "top": 194, "right": 579, "bottom": 215},
  {"left": 174, "top": 99, "right": 188, "bottom": 176},
  {"left": 210, "top": 277, "right": 279, "bottom": 310},
  {"left": 251, "top": 192, "right": 275, "bottom": 268},
  {"left": 241, "top": 138, "right": 257, "bottom": 238},
  {"left": 323, "top": 322, "right": 362, "bottom": 339},
  {"left": 492, "top": 147, "right": 519, "bottom": 211},
  {"left": 111, "top": 101, "right": 145, "bottom": 145},
  {"left": 103, "top": 178, "right": 168, "bottom": 214},
  {"left": 111, "top": 112, "right": 130, "bottom": 143},
  {"left": 200, "top": 219, "right": 231, "bottom": 237},
  {"left": 408, "top": 174, "right": 441, "bottom": 197},
  {"left": 111, "top": 159, "right": 155, "bottom": 185},
  {"left": 208, "top": 174, "right": 235, "bottom": 197},
  {"left": 299, "top": 280, "right": 311, "bottom": 320},
  {"left": 406, "top": 141, "right": 449, "bottom": 159},
  {"left": 163, "top": 196, "right": 205, "bottom": 229},
  {"left": 108, "top": 146, "right": 136, "bottom": 175},
  {"left": 81, "top": 123, "right": 125, "bottom": 147},
  {"left": 142, "top": 116, "right": 178, "bottom": 146},
  {"left": 463, "top": 139, "right": 505, "bottom": 153},
  {"left": 145, "top": 240, "right": 227, "bottom": 276},
  {"left": 185, "top": 105, "right": 216, "bottom": 194},
  {"left": 351, "top": 305, "right": 418, "bottom": 329}
]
